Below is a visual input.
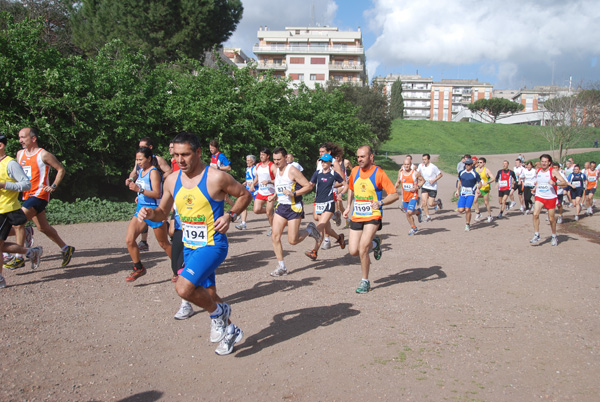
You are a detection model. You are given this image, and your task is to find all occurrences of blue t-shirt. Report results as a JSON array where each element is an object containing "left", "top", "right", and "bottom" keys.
[
  {"left": 310, "top": 170, "right": 343, "bottom": 203},
  {"left": 458, "top": 169, "right": 481, "bottom": 196}
]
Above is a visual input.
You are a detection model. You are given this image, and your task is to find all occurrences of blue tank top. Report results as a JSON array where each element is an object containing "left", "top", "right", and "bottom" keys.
[{"left": 135, "top": 167, "right": 161, "bottom": 206}]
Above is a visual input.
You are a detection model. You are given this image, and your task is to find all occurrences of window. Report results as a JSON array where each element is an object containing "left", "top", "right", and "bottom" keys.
[
  {"left": 311, "top": 57, "right": 326, "bottom": 64},
  {"left": 333, "top": 75, "right": 343, "bottom": 81},
  {"left": 290, "top": 57, "right": 304, "bottom": 64},
  {"left": 289, "top": 73, "right": 299, "bottom": 80},
  {"left": 310, "top": 74, "right": 325, "bottom": 81},
  {"left": 443, "top": 109, "right": 448, "bottom": 120},
  {"left": 273, "top": 59, "right": 283, "bottom": 65},
  {"left": 298, "top": 73, "right": 304, "bottom": 81}
]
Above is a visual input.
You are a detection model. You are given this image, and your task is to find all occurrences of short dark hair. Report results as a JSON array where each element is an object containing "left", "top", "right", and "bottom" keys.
[
  {"left": 591, "top": 160, "right": 597, "bottom": 165},
  {"left": 540, "top": 154, "right": 552, "bottom": 163},
  {"left": 479, "top": 157, "right": 486, "bottom": 163},
  {"left": 272, "top": 146, "right": 287, "bottom": 157},
  {"left": 0, "top": 134, "right": 6, "bottom": 145},
  {"left": 260, "top": 147, "right": 271, "bottom": 156},
  {"left": 320, "top": 142, "right": 333, "bottom": 152},
  {"left": 172, "top": 131, "right": 201, "bottom": 151},
  {"left": 464, "top": 154, "right": 471, "bottom": 159},
  {"left": 422, "top": 153, "right": 431, "bottom": 160},
  {"left": 139, "top": 137, "right": 153, "bottom": 147},
  {"left": 209, "top": 139, "right": 219, "bottom": 148}
]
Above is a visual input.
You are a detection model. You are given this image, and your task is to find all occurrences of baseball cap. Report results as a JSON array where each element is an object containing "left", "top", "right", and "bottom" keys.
[
  {"left": 465, "top": 158, "right": 474, "bottom": 165},
  {"left": 319, "top": 154, "right": 333, "bottom": 162}
]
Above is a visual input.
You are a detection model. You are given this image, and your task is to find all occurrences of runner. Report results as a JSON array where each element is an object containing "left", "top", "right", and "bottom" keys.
[
  {"left": 10, "top": 128, "right": 74, "bottom": 268},
  {"left": 584, "top": 161, "right": 597, "bottom": 215},
  {"left": 567, "top": 164, "right": 586, "bottom": 221},
  {"left": 552, "top": 162, "right": 568, "bottom": 223},
  {"left": 530, "top": 154, "right": 567, "bottom": 246},
  {"left": 473, "top": 157, "right": 495, "bottom": 223},
  {"left": 286, "top": 153, "right": 304, "bottom": 172},
  {"left": 510, "top": 158, "right": 526, "bottom": 211},
  {"left": 455, "top": 158, "right": 481, "bottom": 231},
  {"left": 343, "top": 145, "right": 399, "bottom": 294},
  {"left": 124, "top": 147, "right": 172, "bottom": 282},
  {"left": 304, "top": 153, "right": 346, "bottom": 260},
  {"left": 417, "top": 153, "right": 443, "bottom": 222},
  {"left": 138, "top": 131, "right": 252, "bottom": 356},
  {"left": 253, "top": 148, "right": 276, "bottom": 236},
  {"left": 563, "top": 158, "right": 574, "bottom": 206},
  {"left": 208, "top": 139, "right": 235, "bottom": 208},
  {"left": 0, "top": 134, "right": 43, "bottom": 288},
  {"left": 395, "top": 157, "right": 423, "bottom": 235},
  {"left": 235, "top": 155, "right": 257, "bottom": 230},
  {"left": 521, "top": 161, "right": 537, "bottom": 214},
  {"left": 315, "top": 143, "right": 346, "bottom": 250},
  {"left": 333, "top": 147, "right": 348, "bottom": 227},
  {"left": 494, "top": 160, "right": 517, "bottom": 219}
]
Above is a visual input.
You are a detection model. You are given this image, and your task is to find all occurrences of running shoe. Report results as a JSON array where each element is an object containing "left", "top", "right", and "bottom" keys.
[
  {"left": 235, "top": 222, "right": 247, "bottom": 230},
  {"left": 437, "top": 199, "right": 443, "bottom": 209},
  {"left": 0, "top": 275, "right": 5, "bottom": 289},
  {"left": 465, "top": 224, "right": 470, "bottom": 232},
  {"left": 575, "top": 215, "right": 579, "bottom": 221},
  {"left": 333, "top": 210, "right": 342, "bottom": 227},
  {"left": 417, "top": 209, "right": 422, "bottom": 223},
  {"left": 524, "top": 209, "right": 529, "bottom": 215},
  {"left": 4, "top": 257, "right": 25, "bottom": 270},
  {"left": 497, "top": 212, "right": 503, "bottom": 219},
  {"left": 408, "top": 227, "right": 418, "bottom": 236},
  {"left": 215, "top": 325, "right": 243, "bottom": 356},
  {"left": 28, "top": 247, "right": 43, "bottom": 270},
  {"left": 61, "top": 246, "right": 75, "bottom": 267},
  {"left": 321, "top": 239, "right": 331, "bottom": 250},
  {"left": 306, "top": 222, "right": 322, "bottom": 243},
  {"left": 266, "top": 228, "right": 272, "bottom": 236},
  {"left": 373, "top": 236, "right": 382, "bottom": 260},
  {"left": 520, "top": 206, "right": 525, "bottom": 212},
  {"left": 529, "top": 233, "right": 541, "bottom": 244},
  {"left": 305, "top": 249, "right": 318, "bottom": 261},
  {"left": 557, "top": 216, "right": 563, "bottom": 224},
  {"left": 270, "top": 266, "right": 287, "bottom": 277},
  {"left": 474, "top": 213, "right": 482, "bottom": 221},
  {"left": 125, "top": 266, "right": 146, "bottom": 282},
  {"left": 337, "top": 233, "right": 346, "bottom": 249},
  {"left": 210, "top": 303, "right": 231, "bottom": 342},
  {"left": 25, "top": 226, "right": 34, "bottom": 248},
  {"left": 551, "top": 236, "right": 558, "bottom": 246},
  {"left": 399, "top": 205, "right": 406, "bottom": 212},
  {"left": 355, "top": 279, "right": 371, "bottom": 294},
  {"left": 3, "top": 253, "right": 12, "bottom": 264},
  {"left": 509, "top": 201, "right": 516, "bottom": 209},
  {"left": 487, "top": 216, "right": 493, "bottom": 223},
  {"left": 138, "top": 240, "right": 149, "bottom": 252},
  {"left": 424, "top": 215, "right": 432, "bottom": 222},
  {"left": 174, "top": 301, "right": 194, "bottom": 320}
]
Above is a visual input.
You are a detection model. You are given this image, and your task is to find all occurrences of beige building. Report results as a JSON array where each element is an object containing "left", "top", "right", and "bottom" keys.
[
  {"left": 512, "top": 85, "right": 574, "bottom": 112},
  {"left": 430, "top": 79, "right": 493, "bottom": 121},
  {"left": 253, "top": 26, "right": 367, "bottom": 89}
]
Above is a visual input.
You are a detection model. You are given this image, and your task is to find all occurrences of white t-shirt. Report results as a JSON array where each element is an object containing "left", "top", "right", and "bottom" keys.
[
  {"left": 290, "top": 161, "right": 303, "bottom": 172},
  {"left": 418, "top": 163, "right": 441, "bottom": 190}
]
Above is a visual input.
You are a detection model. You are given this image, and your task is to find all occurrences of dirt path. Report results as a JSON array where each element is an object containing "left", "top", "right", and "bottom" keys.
[{"left": 1, "top": 151, "right": 599, "bottom": 401}]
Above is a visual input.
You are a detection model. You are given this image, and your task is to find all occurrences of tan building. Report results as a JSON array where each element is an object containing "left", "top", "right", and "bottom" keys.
[
  {"left": 430, "top": 79, "right": 493, "bottom": 121},
  {"left": 372, "top": 74, "right": 433, "bottom": 120},
  {"left": 512, "top": 86, "right": 574, "bottom": 112},
  {"left": 223, "top": 48, "right": 252, "bottom": 69},
  {"left": 253, "top": 26, "right": 367, "bottom": 89}
]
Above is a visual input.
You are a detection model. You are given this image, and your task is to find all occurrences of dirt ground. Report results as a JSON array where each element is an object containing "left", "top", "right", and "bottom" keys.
[{"left": 1, "top": 150, "right": 599, "bottom": 401}]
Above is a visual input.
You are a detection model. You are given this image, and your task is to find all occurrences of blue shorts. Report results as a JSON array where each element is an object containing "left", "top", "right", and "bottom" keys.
[
  {"left": 23, "top": 197, "right": 48, "bottom": 213},
  {"left": 458, "top": 195, "right": 475, "bottom": 209},
  {"left": 134, "top": 203, "right": 164, "bottom": 229},
  {"left": 181, "top": 245, "right": 228, "bottom": 288},
  {"left": 403, "top": 199, "right": 418, "bottom": 212},
  {"left": 275, "top": 203, "right": 304, "bottom": 220}
]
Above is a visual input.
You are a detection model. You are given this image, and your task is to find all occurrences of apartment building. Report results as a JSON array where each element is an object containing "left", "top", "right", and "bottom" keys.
[
  {"left": 253, "top": 26, "right": 367, "bottom": 89},
  {"left": 372, "top": 74, "right": 433, "bottom": 120},
  {"left": 512, "top": 85, "right": 574, "bottom": 112},
  {"left": 430, "top": 79, "right": 493, "bottom": 121},
  {"left": 223, "top": 48, "right": 252, "bottom": 69}
]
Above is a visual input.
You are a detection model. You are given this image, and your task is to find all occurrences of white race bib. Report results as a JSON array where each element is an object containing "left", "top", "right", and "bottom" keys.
[
  {"left": 524, "top": 179, "right": 535, "bottom": 187},
  {"left": 135, "top": 179, "right": 146, "bottom": 190},
  {"left": 572, "top": 181, "right": 581, "bottom": 188},
  {"left": 402, "top": 182, "right": 413, "bottom": 192},
  {"left": 538, "top": 183, "right": 550, "bottom": 193},
  {"left": 589, "top": 176, "right": 597, "bottom": 182},
  {"left": 182, "top": 221, "right": 207, "bottom": 248},
  {"left": 315, "top": 202, "right": 327, "bottom": 214},
  {"left": 499, "top": 180, "right": 508, "bottom": 188},
  {"left": 461, "top": 187, "right": 474, "bottom": 196},
  {"left": 354, "top": 201, "right": 373, "bottom": 216},
  {"left": 22, "top": 165, "right": 32, "bottom": 179},
  {"left": 276, "top": 184, "right": 291, "bottom": 196},
  {"left": 422, "top": 181, "right": 434, "bottom": 190}
]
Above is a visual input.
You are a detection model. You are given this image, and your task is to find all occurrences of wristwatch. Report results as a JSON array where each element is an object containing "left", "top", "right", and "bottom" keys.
[
  {"left": 139, "top": 188, "right": 145, "bottom": 194},
  {"left": 228, "top": 211, "right": 238, "bottom": 222}
]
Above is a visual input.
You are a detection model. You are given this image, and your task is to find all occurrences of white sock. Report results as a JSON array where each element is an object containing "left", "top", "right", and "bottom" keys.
[
  {"left": 210, "top": 304, "right": 223, "bottom": 318},
  {"left": 278, "top": 260, "right": 285, "bottom": 269},
  {"left": 241, "top": 221, "right": 246, "bottom": 224},
  {"left": 226, "top": 323, "right": 235, "bottom": 334}
]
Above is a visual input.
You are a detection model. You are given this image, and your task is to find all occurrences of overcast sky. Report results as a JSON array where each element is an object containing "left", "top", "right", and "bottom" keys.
[{"left": 224, "top": 0, "right": 600, "bottom": 89}]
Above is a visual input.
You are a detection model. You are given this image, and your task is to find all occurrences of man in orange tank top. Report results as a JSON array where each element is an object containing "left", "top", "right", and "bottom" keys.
[{"left": 14, "top": 128, "right": 75, "bottom": 267}]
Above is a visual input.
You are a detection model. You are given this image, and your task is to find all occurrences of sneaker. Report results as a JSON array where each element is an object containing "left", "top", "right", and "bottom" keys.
[
  {"left": 465, "top": 224, "right": 470, "bottom": 232},
  {"left": 3, "top": 253, "right": 13, "bottom": 264},
  {"left": 336, "top": 233, "right": 346, "bottom": 249},
  {"left": 408, "top": 227, "right": 418, "bottom": 236},
  {"left": 29, "top": 247, "right": 43, "bottom": 270},
  {"left": 557, "top": 216, "right": 563, "bottom": 224},
  {"left": 321, "top": 239, "right": 331, "bottom": 250},
  {"left": 306, "top": 222, "right": 322, "bottom": 243},
  {"left": 174, "top": 301, "right": 194, "bottom": 320},
  {"left": 125, "top": 266, "right": 146, "bottom": 282},
  {"left": 0, "top": 275, "right": 5, "bottom": 289},
  {"left": 266, "top": 228, "right": 272, "bottom": 236},
  {"left": 509, "top": 201, "right": 516, "bottom": 209},
  {"left": 355, "top": 279, "right": 371, "bottom": 294},
  {"left": 333, "top": 210, "right": 342, "bottom": 227},
  {"left": 524, "top": 209, "right": 529, "bottom": 215},
  {"left": 210, "top": 303, "right": 231, "bottom": 343},
  {"left": 305, "top": 249, "right": 318, "bottom": 261},
  {"left": 575, "top": 215, "right": 579, "bottom": 221},
  {"left": 399, "top": 205, "right": 406, "bottom": 212},
  {"left": 437, "top": 199, "right": 443, "bottom": 209},
  {"left": 215, "top": 325, "right": 243, "bottom": 356},
  {"left": 61, "top": 246, "right": 75, "bottom": 267},
  {"left": 25, "top": 226, "right": 34, "bottom": 248},
  {"left": 372, "top": 236, "right": 382, "bottom": 260},
  {"left": 474, "top": 213, "right": 482, "bottom": 221},
  {"left": 424, "top": 215, "right": 432, "bottom": 222},
  {"left": 235, "top": 222, "right": 246, "bottom": 230},
  {"left": 529, "top": 233, "right": 541, "bottom": 244},
  {"left": 487, "top": 216, "right": 493, "bottom": 223},
  {"left": 520, "top": 206, "right": 525, "bottom": 212},
  {"left": 497, "top": 212, "right": 503, "bottom": 219},
  {"left": 551, "top": 236, "right": 558, "bottom": 246},
  {"left": 270, "top": 266, "right": 287, "bottom": 277},
  {"left": 4, "top": 256, "right": 25, "bottom": 270},
  {"left": 138, "top": 240, "right": 149, "bottom": 252}
]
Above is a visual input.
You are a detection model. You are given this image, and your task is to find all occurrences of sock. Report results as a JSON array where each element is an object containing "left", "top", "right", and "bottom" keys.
[
  {"left": 210, "top": 303, "right": 223, "bottom": 318},
  {"left": 241, "top": 221, "right": 246, "bottom": 224},
  {"left": 412, "top": 226, "right": 417, "bottom": 229},
  {"left": 61, "top": 245, "right": 69, "bottom": 252},
  {"left": 226, "top": 323, "right": 235, "bottom": 334},
  {"left": 134, "top": 261, "right": 143, "bottom": 270},
  {"left": 324, "top": 237, "right": 330, "bottom": 243},
  {"left": 278, "top": 260, "right": 285, "bottom": 269},
  {"left": 371, "top": 240, "right": 377, "bottom": 249},
  {"left": 535, "top": 232, "right": 540, "bottom": 236},
  {"left": 552, "top": 234, "right": 557, "bottom": 238},
  {"left": 16, "top": 253, "right": 24, "bottom": 259},
  {"left": 361, "top": 278, "right": 369, "bottom": 283}
]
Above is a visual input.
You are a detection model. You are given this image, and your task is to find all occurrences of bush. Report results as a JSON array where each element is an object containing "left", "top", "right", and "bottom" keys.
[{"left": 45, "top": 198, "right": 135, "bottom": 225}]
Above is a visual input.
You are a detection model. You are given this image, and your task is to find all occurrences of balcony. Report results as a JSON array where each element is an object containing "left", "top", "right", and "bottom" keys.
[
  {"left": 256, "top": 62, "right": 286, "bottom": 70},
  {"left": 254, "top": 44, "right": 364, "bottom": 55},
  {"left": 328, "top": 63, "right": 364, "bottom": 71}
]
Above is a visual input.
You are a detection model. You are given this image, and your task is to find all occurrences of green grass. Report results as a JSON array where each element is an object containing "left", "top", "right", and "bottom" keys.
[
  {"left": 566, "top": 151, "right": 600, "bottom": 167},
  {"left": 374, "top": 155, "right": 402, "bottom": 181}
]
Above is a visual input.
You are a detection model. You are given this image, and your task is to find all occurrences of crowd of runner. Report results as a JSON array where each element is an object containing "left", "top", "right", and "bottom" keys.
[{"left": 0, "top": 128, "right": 598, "bottom": 356}]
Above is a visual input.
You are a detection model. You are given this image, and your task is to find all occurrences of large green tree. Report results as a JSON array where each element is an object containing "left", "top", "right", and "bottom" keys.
[
  {"left": 389, "top": 78, "right": 404, "bottom": 120},
  {"left": 467, "top": 98, "right": 524, "bottom": 122},
  {"left": 70, "top": 0, "right": 243, "bottom": 63}
]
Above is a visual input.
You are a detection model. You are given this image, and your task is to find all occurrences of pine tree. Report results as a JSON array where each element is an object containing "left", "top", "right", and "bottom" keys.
[{"left": 390, "top": 79, "right": 404, "bottom": 120}]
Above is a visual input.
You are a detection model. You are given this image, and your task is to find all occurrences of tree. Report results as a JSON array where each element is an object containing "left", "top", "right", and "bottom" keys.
[
  {"left": 542, "top": 95, "right": 588, "bottom": 163},
  {"left": 467, "top": 98, "right": 524, "bottom": 122},
  {"left": 390, "top": 78, "right": 404, "bottom": 120},
  {"left": 70, "top": 0, "right": 243, "bottom": 64},
  {"left": 577, "top": 87, "right": 600, "bottom": 128}
]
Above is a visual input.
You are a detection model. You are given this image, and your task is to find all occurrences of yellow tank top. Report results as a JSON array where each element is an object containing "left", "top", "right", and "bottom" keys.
[
  {"left": 0, "top": 156, "right": 22, "bottom": 214},
  {"left": 476, "top": 166, "right": 491, "bottom": 191}
]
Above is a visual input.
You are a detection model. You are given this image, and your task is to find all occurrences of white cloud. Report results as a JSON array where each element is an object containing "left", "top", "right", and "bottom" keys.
[{"left": 365, "top": 0, "right": 600, "bottom": 87}]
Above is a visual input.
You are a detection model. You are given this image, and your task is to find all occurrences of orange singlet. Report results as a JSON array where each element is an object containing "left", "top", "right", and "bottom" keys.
[{"left": 18, "top": 148, "right": 50, "bottom": 201}]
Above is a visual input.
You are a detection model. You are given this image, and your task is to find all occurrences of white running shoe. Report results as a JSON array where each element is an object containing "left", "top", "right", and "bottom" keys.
[
  {"left": 408, "top": 227, "right": 418, "bottom": 235},
  {"left": 210, "top": 303, "right": 231, "bottom": 343},
  {"left": 509, "top": 201, "right": 516, "bottom": 209},
  {"left": 524, "top": 209, "right": 529, "bottom": 215},
  {"left": 551, "top": 236, "right": 558, "bottom": 246},
  {"left": 424, "top": 215, "right": 432, "bottom": 222},
  {"left": 487, "top": 216, "right": 493, "bottom": 223},
  {"left": 174, "top": 301, "right": 194, "bottom": 320},
  {"left": 557, "top": 216, "right": 563, "bottom": 224},
  {"left": 0, "top": 275, "right": 5, "bottom": 289},
  {"left": 530, "top": 234, "right": 541, "bottom": 244},
  {"left": 520, "top": 206, "right": 524, "bottom": 212},
  {"left": 321, "top": 239, "right": 331, "bottom": 250},
  {"left": 270, "top": 266, "right": 287, "bottom": 277},
  {"left": 215, "top": 325, "right": 243, "bottom": 356},
  {"left": 235, "top": 222, "right": 246, "bottom": 230},
  {"left": 575, "top": 215, "right": 579, "bottom": 221},
  {"left": 465, "top": 224, "right": 470, "bottom": 231},
  {"left": 474, "top": 213, "right": 482, "bottom": 221}
]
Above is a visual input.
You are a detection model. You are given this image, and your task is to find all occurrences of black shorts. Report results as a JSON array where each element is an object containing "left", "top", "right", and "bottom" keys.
[
  {"left": 585, "top": 188, "right": 597, "bottom": 195},
  {"left": 498, "top": 189, "right": 511, "bottom": 198},
  {"left": 0, "top": 209, "right": 27, "bottom": 241},
  {"left": 422, "top": 189, "right": 437, "bottom": 198},
  {"left": 512, "top": 182, "right": 520, "bottom": 191},
  {"left": 350, "top": 218, "right": 383, "bottom": 231},
  {"left": 570, "top": 188, "right": 584, "bottom": 199}
]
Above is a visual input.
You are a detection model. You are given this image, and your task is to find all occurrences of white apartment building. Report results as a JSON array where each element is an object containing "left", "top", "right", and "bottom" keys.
[
  {"left": 373, "top": 74, "right": 433, "bottom": 120},
  {"left": 253, "top": 26, "right": 367, "bottom": 89}
]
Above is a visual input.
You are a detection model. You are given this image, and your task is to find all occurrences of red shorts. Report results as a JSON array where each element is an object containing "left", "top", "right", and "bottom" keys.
[
  {"left": 535, "top": 196, "right": 557, "bottom": 210},
  {"left": 255, "top": 193, "right": 272, "bottom": 201}
]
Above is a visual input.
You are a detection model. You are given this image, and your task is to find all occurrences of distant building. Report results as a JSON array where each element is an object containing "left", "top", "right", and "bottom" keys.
[
  {"left": 430, "top": 79, "right": 493, "bottom": 121},
  {"left": 223, "top": 48, "right": 253, "bottom": 69},
  {"left": 493, "top": 89, "right": 519, "bottom": 100},
  {"left": 512, "top": 85, "right": 575, "bottom": 112},
  {"left": 253, "top": 26, "right": 367, "bottom": 89},
  {"left": 372, "top": 74, "right": 433, "bottom": 120}
]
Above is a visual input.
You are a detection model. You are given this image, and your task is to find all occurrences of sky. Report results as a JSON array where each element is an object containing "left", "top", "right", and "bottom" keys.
[{"left": 224, "top": 0, "right": 600, "bottom": 89}]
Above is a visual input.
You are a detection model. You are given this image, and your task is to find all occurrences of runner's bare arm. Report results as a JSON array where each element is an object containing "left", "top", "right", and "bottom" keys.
[
  {"left": 156, "top": 155, "right": 172, "bottom": 178},
  {"left": 553, "top": 171, "right": 568, "bottom": 188},
  {"left": 41, "top": 150, "right": 66, "bottom": 192}
]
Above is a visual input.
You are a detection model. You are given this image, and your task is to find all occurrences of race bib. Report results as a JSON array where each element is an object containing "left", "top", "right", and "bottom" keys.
[
  {"left": 572, "top": 181, "right": 581, "bottom": 188},
  {"left": 538, "top": 183, "right": 550, "bottom": 193},
  {"left": 259, "top": 183, "right": 269, "bottom": 191},
  {"left": 315, "top": 202, "right": 327, "bottom": 214},
  {"left": 402, "top": 182, "right": 413, "bottom": 191},
  {"left": 135, "top": 179, "right": 146, "bottom": 191},
  {"left": 589, "top": 176, "right": 597, "bottom": 182},
  {"left": 461, "top": 187, "right": 474, "bottom": 196},
  {"left": 354, "top": 201, "right": 373, "bottom": 216},
  {"left": 22, "top": 165, "right": 32, "bottom": 179},
  {"left": 182, "top": 221, "right": 207, "bottom": 248},
  {"left": 276, "top": 184, "right": 291, "bottom": 196},
  {"left": 499, "top": 180, "right": 508, "bottom": 188}
]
